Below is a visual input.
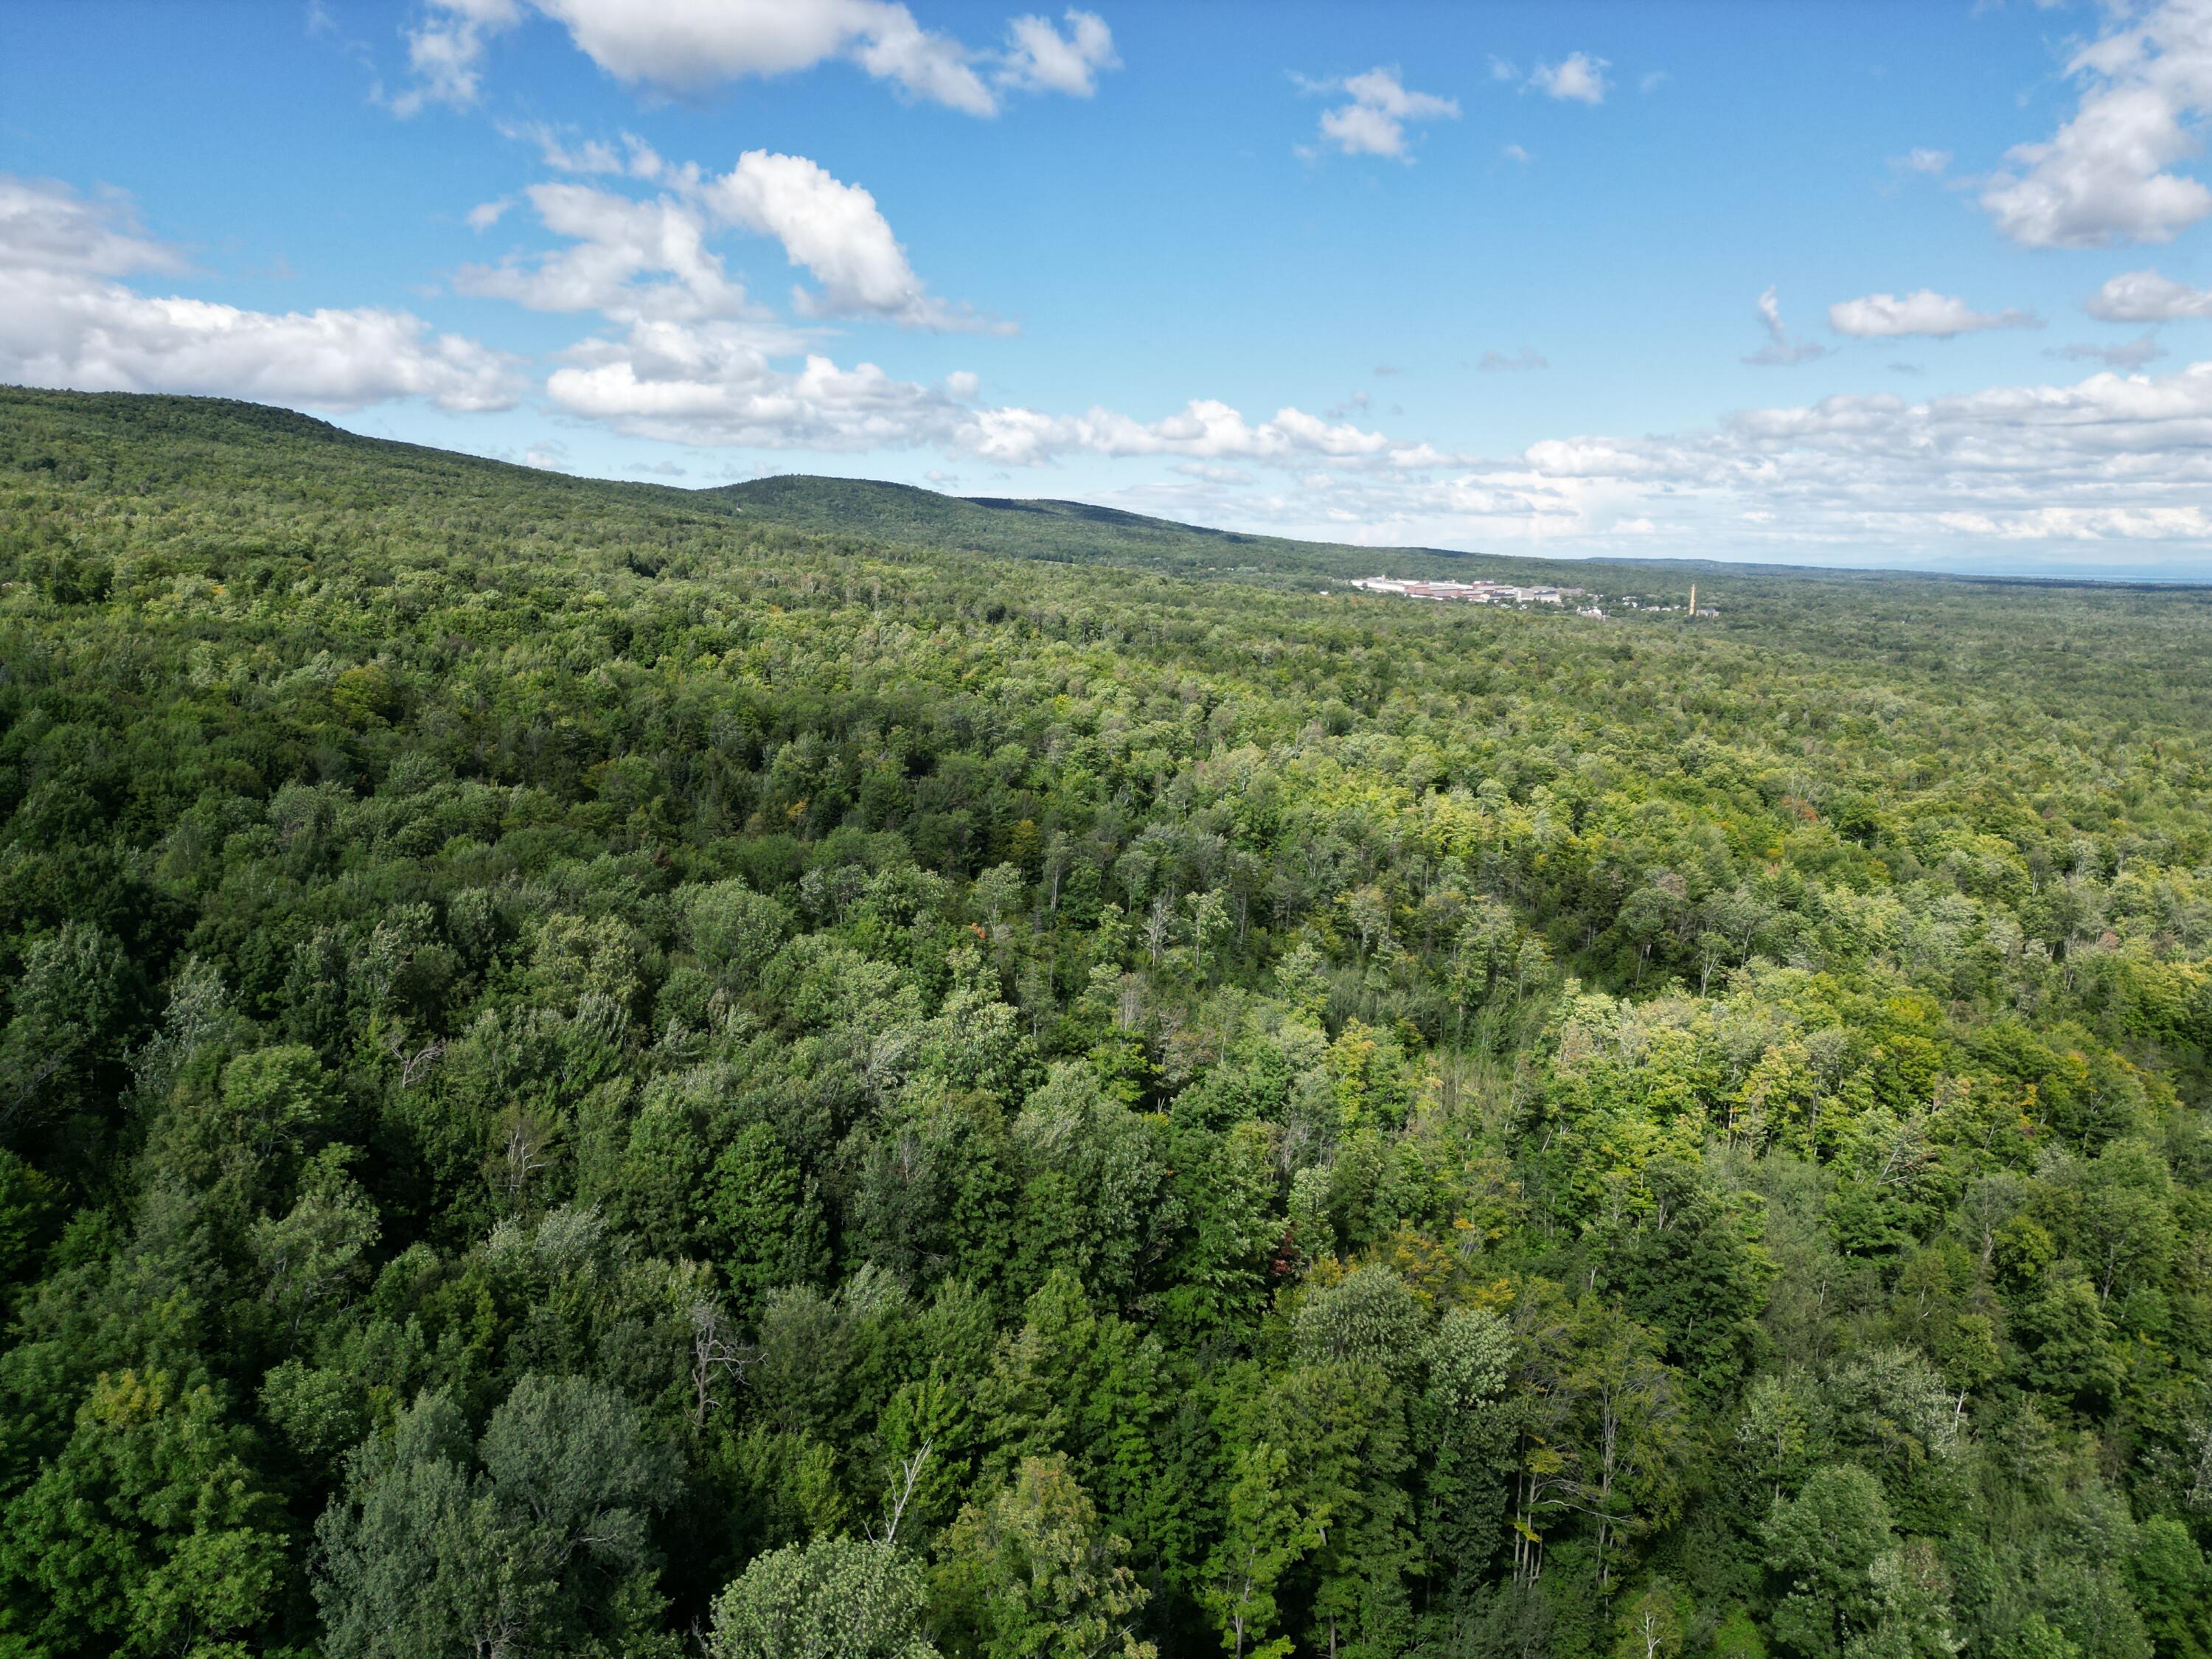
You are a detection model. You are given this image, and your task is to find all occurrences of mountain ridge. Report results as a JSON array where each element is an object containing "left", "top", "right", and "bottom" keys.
[{"left": 6, "top": 387, "right": 2210, "bottom": 590}]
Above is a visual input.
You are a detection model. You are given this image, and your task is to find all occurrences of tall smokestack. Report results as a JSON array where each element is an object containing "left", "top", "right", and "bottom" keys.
[{"left": 1688, "top": 583, "right": 1695, "bottom": 617}]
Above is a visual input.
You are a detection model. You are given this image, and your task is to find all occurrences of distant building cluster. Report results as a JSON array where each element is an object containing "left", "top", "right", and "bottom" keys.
[{"left": 1349, "top": 575, "right": 1587, "bottom": 605}]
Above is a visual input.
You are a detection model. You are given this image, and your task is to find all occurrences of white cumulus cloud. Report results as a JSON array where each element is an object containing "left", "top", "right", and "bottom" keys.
[
  {"left": 1305, "top": 67, "right": 1459, "bottom": 159},
  {"left": 538, "top": 316, "right": 1445, "bottom": 467},
  {"left": 439, "top": 146, "right": 1440, "bottom": 467},
  {"left": 2084, "top": 266, "right": 2212, "bottom": 321},
  {"left": 1982, "top": 0, "right": 2212, "bottom": 248},
  {"left": 547, "top": 335, "right": 971, "bottom": 451},
  {"left": 1530, "top": 52, "right": 1607, "bottom": 104},
  {"left": 392, "top": 0, "right": 1116, "bottom": 116},
  {"left": 458, "top": 149, "right": 1004, "bottom": 333},
  {"left": 705, "top": 150, "right": 995, "bottom": 329},
  {"left": 1828, "top": 290, "right": 2040, "bottom": 339},
  {"left": 0, "top": 176, "right": 518, "bottom": 411},
  {"left": 0, "top": 173, "right": 184, "bottom": 277},
  {"left": 456, "top": 182, "right": 756, "bottom": 323}
]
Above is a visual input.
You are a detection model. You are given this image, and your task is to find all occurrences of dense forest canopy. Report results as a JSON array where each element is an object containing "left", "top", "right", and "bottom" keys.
[{"left": 4, "top": 385, "right": 2212, "bottom": 1659}]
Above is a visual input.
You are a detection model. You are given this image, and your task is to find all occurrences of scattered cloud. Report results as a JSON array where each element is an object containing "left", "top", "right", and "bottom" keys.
[
  {"left": 457, "top": 148, "right": 1006, "bottom": 333},
  {"left": 392, "top": 0, "right": 1116, "bottom": 117},
  {"left": 1828, "top": 289, "right": 2040, "bottom": 339},
  {"left": 1373, "top": 364, "right": 1401, "bottom": 378},
  {"left": 1530, "top": 52, "right": 1607, "bottom": 104},
  {"left": 389, "top": 0, "right": 517, "bottom": 116},
  {"left": 497, "top": 120, "right": 664, "bottom": 178},
  {"left": 1889, "top": 362, "right": 1925, "bottom": 376},
  {"left": 2051, "top": 333, "right": 2167, "bottom": 370},
  {"left": 0, "top": 173, "right": 184, "bottom": 279},
  {"left": 541, "top": 322, "right": 1449, "bottom": 469},
  {"left": 1982, "top": 0, "right": 2212, "bottom": 246},
  {"left": 705, "top": 150, "right": 1001, "bottom": 328},
  {"left": 1639, "top": 69, "right": 1668, "bottom": 94},
  {"left": 466, "top": 198, "right": 512, "bottom": 231},
  {"left": 456, "top": 182, "right": 760, "bottom": 323},
  {"left": 528, "top": 295, "right": 2212, "bottom": 557},
  {"left": 1523, "top": 438, "right": 1660, "bottom": 478},
  {"left": 2084, "top": 266, "right": 2212, "bottom": 321},
  {"left": 1744, "top": 286, "right": 1826, "bottom": 366},
  {"left": 955, "top": 398, "right": 1444, "bottom": 467},
  {"left": 1478, "top": 349, "right": 1548, "bottom": 372},
  {"left": 538, "top": 0, "right": 991, "bottom": 107},
  {"left": 1144, "top": 353, "right": 2212, "bottom": 558},
  {"left": 431, "top": 148, "right": 1445, "bottom": 467},
  {"left": 0, "top": 175, "right": 519, "bottom": 411},
  {"left": 1677, "top": 359, "right": 2212, "bottom": 541},
  {"left": 1500, "top": 142, "right": 1531, "bottom": 164},
  {"left": 1173, "top": 460, "right": 1253, "bottom": 485},
  {"left": 546, "top": 341, "right": 966, "bottom": 451},
  {"left": 1303, "top": 66, "right": 1460, "bottom": 159},
  {"left": 1891, "top": 147, "right": 1952, "bottom": 175},
  {"left": 998, "top": 9, "right": 1117, "bottom": 97},
  {"left": 630, "top": 459, "right": 689, "bottom": 476}
]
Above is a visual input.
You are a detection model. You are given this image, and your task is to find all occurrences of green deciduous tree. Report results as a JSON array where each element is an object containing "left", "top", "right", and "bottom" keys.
[
  {"left": 0, "top": 1368, "right": 289, "bottom": 1659},
  {"left": 1763, "top": 1464, "right": 1894, "bottom": 1659},
  {"left": 315, "top": 1376, "right": 673, "bottom": 1658},
  {"left": 712, "top": 1539, "right": 939, "bottom": 1659},
  {"left": 933, "top": 1454, "right": 1155, "bottom": 1659},
  {"left": 1198, "top": 1439, "right": 1321, "bottom": 1659}
]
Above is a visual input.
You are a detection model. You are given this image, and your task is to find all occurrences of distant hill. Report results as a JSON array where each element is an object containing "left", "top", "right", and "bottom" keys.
[
  {"left": 7, "top": 387, "right": 2207, "bottom": 622},
  {"left": 709, "top": 473, "right": 1452, "bottom": 581},
  {"left": 712, "top": 472, "right": 1688, "bottom": 588},
  {"left": 0, "top": 389, "right": 1621, "bottom": 589},
  {"left": 713, "top": 473, "right": 2212, "bottom": 595}
]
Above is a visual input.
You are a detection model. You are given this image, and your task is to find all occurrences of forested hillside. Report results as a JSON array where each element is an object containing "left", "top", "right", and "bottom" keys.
[
  {"left": 714, "top": 473, "right": 1507, "bottom": 582},
  {"left": 4, "top": 385, "right": 2212, "bottom": 1659}
]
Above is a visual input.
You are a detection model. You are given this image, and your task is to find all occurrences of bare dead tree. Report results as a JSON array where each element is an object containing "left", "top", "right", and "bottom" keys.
[
  {"left": 689, "top": 1300, "right": 755, "bottom": 1430},
  {"left": 397, "top": 1039, "right": 447, "bottom": 1089},
  {"left": 1142, "top": 893, "right": 1176, "bottom": 967},
  {"left": 495, "top": 1114, "right": 554, "bottom": 1203},
  {"left": 867, "top": 1439, "right": 933, "bottom": 1548}
]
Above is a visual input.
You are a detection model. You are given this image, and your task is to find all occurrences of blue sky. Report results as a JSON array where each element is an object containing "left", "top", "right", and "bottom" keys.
[{"left": 9, "top": 1, "right": 2212, "bottom": 575}]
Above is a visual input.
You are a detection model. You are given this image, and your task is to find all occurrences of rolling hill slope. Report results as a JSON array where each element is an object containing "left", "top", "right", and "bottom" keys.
[
  {"left": 710, "top": 472, "right": 1453, "bottom": 580},
  {"left": 5, "top": 387, "right": 2211, "bottom": 720},
  {"left": 714, "top": 471, "right": 1778, "bottom": 590}
]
